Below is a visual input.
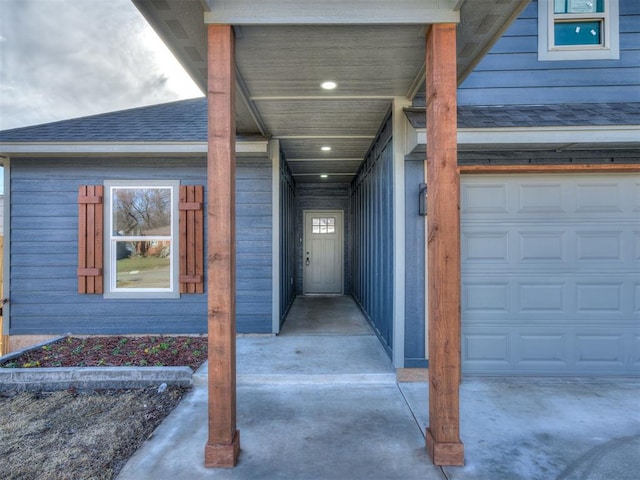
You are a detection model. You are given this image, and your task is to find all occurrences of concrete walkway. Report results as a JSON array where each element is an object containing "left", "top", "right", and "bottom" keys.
[{"left": 117, "top": 297, "right": 640, "bottom": 480}]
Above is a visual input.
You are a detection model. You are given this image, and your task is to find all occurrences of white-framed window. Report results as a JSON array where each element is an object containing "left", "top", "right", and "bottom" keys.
[
  {"left": 103, "top": 180, "right": 179, "bottom": 298},
  {"left": 538, "top": 0, "right": 619, "bottom": 61}
]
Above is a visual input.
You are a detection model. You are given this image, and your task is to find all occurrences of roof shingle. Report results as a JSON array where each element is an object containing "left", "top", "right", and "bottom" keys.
[{"left": 0, "top": 97, "right": 207, "bottom": 142}]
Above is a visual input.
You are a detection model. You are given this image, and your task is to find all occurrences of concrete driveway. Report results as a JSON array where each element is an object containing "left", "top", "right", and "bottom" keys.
[
  {"left": 402, "top": 378, "right": 640, "bottom": 480},
  {"left": 117, "top": 334, "right": 639, "bottom": 480}
]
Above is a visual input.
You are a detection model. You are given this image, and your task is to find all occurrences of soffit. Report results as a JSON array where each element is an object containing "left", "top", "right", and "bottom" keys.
[{"left": 133, "top": 0, "right": 529, "bottom": 184}]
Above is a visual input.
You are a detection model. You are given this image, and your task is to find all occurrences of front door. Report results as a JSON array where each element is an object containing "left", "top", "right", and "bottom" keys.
[{"left": 303, "top": 210, "right": 343, "bottom": 294}]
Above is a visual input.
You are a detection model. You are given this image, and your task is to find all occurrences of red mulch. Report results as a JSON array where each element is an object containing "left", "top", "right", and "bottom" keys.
[{"left": 1, "top": 336, "right": 208, "bottom": 371}]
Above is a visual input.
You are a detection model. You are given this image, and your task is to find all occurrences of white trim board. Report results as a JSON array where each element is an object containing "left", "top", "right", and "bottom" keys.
[
  {"left": 204, "top": 0, "right": 460, "bottom": 25},
  {"left": 0, "top": 140, "right": 270, "bottom": 157},
  {"left": 271, "top": 139, "right": 281, "bottom": 334},
  {"left": 407, "top": 125, "right": 640, "bottom": 153}
]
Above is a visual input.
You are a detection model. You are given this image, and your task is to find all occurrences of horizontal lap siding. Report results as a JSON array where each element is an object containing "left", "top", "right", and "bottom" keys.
[
  {"left": 9, "top": 156, "right": 271, "bottom": 335},
  {"left": 458, "top": 0, "right": 640, "bottom": 105},
  {"left": 235, "top": 157, "right": 273, "bottom": 333}
]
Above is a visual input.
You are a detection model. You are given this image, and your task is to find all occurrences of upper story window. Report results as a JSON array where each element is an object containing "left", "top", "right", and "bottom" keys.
[
  {"left": 104, "top": 180, "right": 179, "bottom": 298},
  {"left": 538, "top": 0, "right": 619, "bottom": 61}
]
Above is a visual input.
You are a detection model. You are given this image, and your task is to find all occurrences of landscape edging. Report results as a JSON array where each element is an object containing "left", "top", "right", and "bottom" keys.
[{"left": 0, "top": 366, "right": 193, "bottom": 392}]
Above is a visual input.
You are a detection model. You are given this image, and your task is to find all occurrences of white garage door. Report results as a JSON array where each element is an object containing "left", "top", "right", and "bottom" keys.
[{"left": 461, "top": 173, "right": 639, "bottom": 376}]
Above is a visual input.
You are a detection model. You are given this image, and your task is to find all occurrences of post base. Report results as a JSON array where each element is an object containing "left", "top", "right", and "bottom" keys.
[
  {"left": 426, "top": 427, "right": 464, "bottom": 466},
  {"left": 204, "top": 430, "right": 240, "bottom": 468}
]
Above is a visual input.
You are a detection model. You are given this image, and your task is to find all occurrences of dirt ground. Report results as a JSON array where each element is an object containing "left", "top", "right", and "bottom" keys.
[
  {"left": 0, "top": 386, "right": 187, "bottom": 480},
  {"left": 0, "top": 335, "right": 207, "bottom": 479}
]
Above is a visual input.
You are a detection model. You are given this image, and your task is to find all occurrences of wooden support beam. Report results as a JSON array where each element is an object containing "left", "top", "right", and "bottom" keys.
[
  {"left": 204, "top": 24, "right": 240, "bottom": 468},
  {"left": 424, "top": 23, "right": 464, "bottom": 467}
]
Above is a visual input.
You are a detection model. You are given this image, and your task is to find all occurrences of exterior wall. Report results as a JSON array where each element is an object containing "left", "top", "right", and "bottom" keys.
[
  {"left": 236, "top": 156, "right": 273, "bottom": 333},
  {"left": 295, "top": 183, "right": 351, "bottom": 295},
  {"left": 9, "top": 156, "right": 272, "bottom": 335},
  {"left": 279, "top": 158, "right": 297, "bottom": 325},
  {"left": 458, "top": 0, "right": 640, "bottom": 105},
  {"left": 351, "top": 116, "right": 394, "bottom": 355},
  {"left": 404, "top": 159, "right": 426, "bottom": 367}
]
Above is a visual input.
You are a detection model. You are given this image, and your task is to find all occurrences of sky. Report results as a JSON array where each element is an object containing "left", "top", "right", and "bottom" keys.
[{"left": 0, "top": 0, "right": 203, "bottom": 132}]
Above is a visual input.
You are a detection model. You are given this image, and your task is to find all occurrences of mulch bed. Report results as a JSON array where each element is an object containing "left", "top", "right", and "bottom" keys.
[{"left": 1, "top": 336, "right": 208, "bottom": 371}]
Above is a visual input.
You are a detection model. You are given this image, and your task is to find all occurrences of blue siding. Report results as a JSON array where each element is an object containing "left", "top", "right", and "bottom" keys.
[
  {"left": 236, "top": 157, "right": 273, "bottom": 333},
  {"left": 403, "top": 159, "right": 427, "bottom": 368},
  {"left": 295, "top": 183, "right": 351, "bottom": 295},
  {"left": 279, "top": 157, "right": 297, "bottom": 325},
  {"left": 9, "top": 156, "right": 272, "bottom": 335},
  {"left": 350, "top": 115, "right": 394, "bottom": 356},
  {"left": 458, "top": 0, "right": 640, "bottom": 105}
]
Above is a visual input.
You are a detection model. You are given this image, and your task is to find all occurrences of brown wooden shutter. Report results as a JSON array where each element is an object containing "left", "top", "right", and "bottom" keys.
[
  {"left": 78, "top": 185, "right": 104, "bottom": 294},
  {"left": 179, "top": 185, "right": 204, "bottom": 293}
]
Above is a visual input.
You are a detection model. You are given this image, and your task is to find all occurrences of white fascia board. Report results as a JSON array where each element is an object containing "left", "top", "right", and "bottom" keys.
[
  {"left": 0, "top": 140, "right": 269, "bottom": 157},
  {"left": 410, "top": 125, "right": 640, "bottom": 150},
  {"left": 392, "top": 98, "right": 410, "bottom": 368},
  {"left": 204, "top": 0, "right": 459, "bottom": 25}
]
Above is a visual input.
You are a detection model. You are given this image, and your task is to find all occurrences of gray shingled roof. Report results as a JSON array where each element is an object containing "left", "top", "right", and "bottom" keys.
[
  {"left": 2, "top": 99, "right": 638, "bottom": 145},
  {"left": 405, "top": 103, "right": 640, "bottom": 129},
  {"left": 0, "top": 97, "right": 207, "bottom": 142}
]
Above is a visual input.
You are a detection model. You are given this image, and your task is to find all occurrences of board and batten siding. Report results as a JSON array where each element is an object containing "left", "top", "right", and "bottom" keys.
[
  {"left": 279, "top": 158, "right": 297, "bottom": 326},
  {"left": 458, "top": 0, "right": 640, "bottom": 105},
  {"left": 404, "top": 159, "right": 427, "bottom": 367},
  {"left": 9, "top": 156, "right": 272, "bottom": 335},
  {"left": 351, "top": 115, "right": 394, "bottom": 356}
]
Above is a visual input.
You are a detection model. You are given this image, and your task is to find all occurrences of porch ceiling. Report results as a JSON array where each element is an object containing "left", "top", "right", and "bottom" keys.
[{"left": 133, "top": 0, "right": 529, "bottom": 184}]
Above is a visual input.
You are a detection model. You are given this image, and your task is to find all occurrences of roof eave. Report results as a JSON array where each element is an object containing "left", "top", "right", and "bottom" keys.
[{"left": 0, "top": 139, "right": 269, "bottom": 157}]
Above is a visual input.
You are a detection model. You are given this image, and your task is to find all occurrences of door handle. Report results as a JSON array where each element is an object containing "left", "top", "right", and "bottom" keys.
[{"left": 305, "top": 252, "right": 310, "bottom": 266}]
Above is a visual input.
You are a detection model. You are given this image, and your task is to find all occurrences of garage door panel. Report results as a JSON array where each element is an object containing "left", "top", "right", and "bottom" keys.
[
  {"left": 576, "top": 231, "right": 623, "bottom": 261},
  {"left": 519, "top": 231, "right": 565, "bottom": 262},
  {"left": 576, "top": 182, "right": 624, "bottom": 213},
  {"left": 576, "top": 334, "right": 625, "bottom": 365},
  {"left": 519, "top": 334, "right": 567, "bottom": 364},
  {"left": 463, "top": 282, "right": 509, "bottom": 312},
  {"left": 462, "top": 174, "right": 639, "bottom": 376},
  {"left": 519, "top": 283, "right": 565, "bottom": 312},
  {"left": 576, "top": 283, "right": 623, "bottom": 313},
  {"left": 463, "top": 331, "right": 511, "bottom": 365},
  {"left": 464, "top": 327, "right": 637, "bottom": 375},
  {"left": 462, "top": 230, "right": 509, "bottom": 264},
  {"left": 518, "top": 183, "right": 565, "bottom": 213},
  {"left": 461, "top": 183, "right": 508, "bottom": 214}
]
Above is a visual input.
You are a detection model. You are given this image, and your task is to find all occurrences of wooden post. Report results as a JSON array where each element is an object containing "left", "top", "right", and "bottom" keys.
[
  {"left": 204, "top": 24, "right": 240, "bottom": 468},
  {"left": 424, "top": 23, "right": 464, "bottom": 466}
]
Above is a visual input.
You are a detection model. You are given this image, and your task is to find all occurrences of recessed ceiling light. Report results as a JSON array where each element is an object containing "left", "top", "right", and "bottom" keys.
[
  {"left": 320, "top": 174, "right": 329, "bottom": 179},
  {"left": 321, "top": 146, "right": 331, "bottom": 152},
  {"left": 321, "top": 81, "right": 337, "bottom": 90}
]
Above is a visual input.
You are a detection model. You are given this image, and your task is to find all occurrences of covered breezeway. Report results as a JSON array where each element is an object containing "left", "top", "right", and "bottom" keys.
[{"left": 134, "top": 0, "right": 532, "bottom": 468}]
